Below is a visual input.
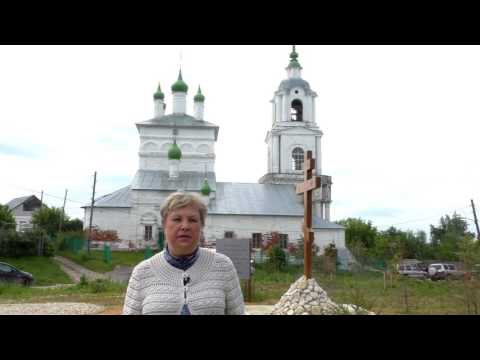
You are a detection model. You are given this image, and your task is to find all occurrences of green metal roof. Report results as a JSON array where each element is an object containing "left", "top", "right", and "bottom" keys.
[
  {"left": 171, "top": 70, "right": 188, "bottom": 93},
  {"left": 167, "top": 141, "right": 182, "bottom": 160},
  {"left": 200, "top": 178, "right": 212, "bottom": 196},
  {"left": 286, "top": 45, "right": 303, "bottom": 69},
  {"left": 153, "top": 83, "right": 165, "bottom": 100},
  {"left": 194, "top": 85, "right": 205, "bottom": 102}
]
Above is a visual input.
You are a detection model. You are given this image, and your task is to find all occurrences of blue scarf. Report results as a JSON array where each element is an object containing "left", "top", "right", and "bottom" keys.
[{"left": 164, "top": 245, "right": 200, "bottom": 272}]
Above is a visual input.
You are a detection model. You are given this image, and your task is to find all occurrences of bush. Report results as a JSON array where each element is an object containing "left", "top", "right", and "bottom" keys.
[
  {"left": 90, "top": 279, "right": 108, "bottom": 293},
  {"left": 78, "top": 251, "right": 92, "bottom": 262},
  {"left": 0, "top": 228, "right": 53, "bottom": 257},
  {"left": 79, "top": 275, "right": 88, "bottom": 287},
  {"left": 266, "top": 245, "right": 288, "bottom": 272}
]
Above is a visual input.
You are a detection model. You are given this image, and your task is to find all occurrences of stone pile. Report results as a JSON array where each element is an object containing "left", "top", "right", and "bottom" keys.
[{"left": 270, "top": 276, "right": 375, "bottom": 315}]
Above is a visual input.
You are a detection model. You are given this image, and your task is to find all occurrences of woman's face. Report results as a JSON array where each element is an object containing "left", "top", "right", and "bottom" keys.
[{"left": 164, "top": 205, "right": 202, "bottom": 256}]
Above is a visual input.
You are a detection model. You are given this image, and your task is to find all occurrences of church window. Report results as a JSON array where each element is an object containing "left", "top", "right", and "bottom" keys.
[
  {"left": 224, "top": 231, "right": 234, "bottom": 239},
  {"left": 290, "top": 99, "right": 303, "bottom": 121},
  {"left": 292, "top": 147, "right": 304, "bottom": 171},
  {"left": 144, "top": 225, "right": 153, "bottom": 241},
  {"left": 252, "top": 233, "right": 262, "bottom": 248}
]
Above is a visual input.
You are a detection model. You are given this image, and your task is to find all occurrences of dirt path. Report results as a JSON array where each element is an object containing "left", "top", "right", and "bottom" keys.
[{"left": 53, "top": 256, "right": 108, "bottom": 283}]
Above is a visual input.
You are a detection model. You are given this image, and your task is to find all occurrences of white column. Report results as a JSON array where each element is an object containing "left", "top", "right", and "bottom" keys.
[
  {"left": 287, "top": 68, "right": 302, "bottom": 79},
  {"left": 283, "top": 94, "right": 289, "bottom": 122},
  {"left": 325, "top": 202, "right": 331, "bottom": 221},
  {"left": 173, "top": 93, "right": 186, "bottom": 114},
  {"left": 319, "top": 202, "right": 324, "bottom": 220},
  {"left": 316, "top": 136, "right": 322, "bottom": 175},
  {"left": 169, "top": 160, "right": 180, "bottom": 178},
  {"left": 272, "top": 135, "right": 279, "bottom": 173},
  {"left": 201, "top": 194, "right": 210, "bottom": 206},
  {"left": 154, "top": 100, "right": 165, "bottom": 118},
  {"left": 194, "top": 102, "right": 204, "bottom": 120}
]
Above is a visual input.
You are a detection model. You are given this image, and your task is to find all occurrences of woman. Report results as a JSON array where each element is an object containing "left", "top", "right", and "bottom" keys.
[{"left": 123, "top": 192, "right": 245, "bottom": 315}]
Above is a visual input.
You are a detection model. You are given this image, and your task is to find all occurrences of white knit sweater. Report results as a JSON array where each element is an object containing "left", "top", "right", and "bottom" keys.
[{"left": 122, "top": 248, "right": 245, "bottom": 315}]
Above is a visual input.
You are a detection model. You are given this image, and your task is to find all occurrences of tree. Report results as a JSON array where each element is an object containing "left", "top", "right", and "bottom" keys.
[
  {"left": 430, "top": 213, "right": 475, "bottom": 261},
  {"left": 262, "top": 232, "right": 288, "bottom": 271},
  {"left": 337, "top": 218, "right": 378, "bottom": 253},
  {"left": 63, "top": 218, "right": 83, "bottom": 232},
  {"left": 32, "top": 206, "right": 65, "bottom": 237},
  {"left": 0, "top": 204, "right": 16, "bottom": 230}
]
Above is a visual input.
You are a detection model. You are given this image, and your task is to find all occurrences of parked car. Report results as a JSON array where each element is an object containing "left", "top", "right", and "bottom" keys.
[
  {"left": 0, "top": 262, "right": 34, "bottom": 286},
  {"left": 444, "top": 264, "right": 466, "bottom": 280},
  {"left": 428, "top": 263, "right": 467, "bottom": 280},
  {"left": 398, "top": 265, "right": 428, "bottom": 279},
  {"left": 428, "top": 263, "right": 447, "bottom": 280}
]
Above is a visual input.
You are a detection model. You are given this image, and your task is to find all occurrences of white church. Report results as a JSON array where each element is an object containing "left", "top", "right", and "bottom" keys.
[{"left": 83, "top": 46, "right": 351, "bottom": 268}]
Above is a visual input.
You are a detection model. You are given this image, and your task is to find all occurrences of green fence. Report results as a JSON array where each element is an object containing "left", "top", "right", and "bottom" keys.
[{"left": 62, "top": 234, "right": 86, "bottom": 253}]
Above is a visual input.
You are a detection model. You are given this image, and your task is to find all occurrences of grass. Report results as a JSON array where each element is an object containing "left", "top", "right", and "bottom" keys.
[
  {"left": 0, "top": 256, "right": 72, "bottom": 286},
  {"left": 57, "top": 250, "right": 155, "bottom": 273},
  {"left": 0, "top": 278, "right": 127, "bottom": 306},
  {"left": 2, "top": 255, "right": 480, "bottom": 314},
  {"left": 248, "top": 264, "right": 480, "bottom": 314}
]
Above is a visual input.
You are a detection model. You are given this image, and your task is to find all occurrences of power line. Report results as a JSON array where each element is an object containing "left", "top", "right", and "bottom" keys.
[
  {"left": 363, "top": 205, "right": 473, "bottom": 229},
  {"left": 5, "top": 184, "right": 90, "bottom": 205}
]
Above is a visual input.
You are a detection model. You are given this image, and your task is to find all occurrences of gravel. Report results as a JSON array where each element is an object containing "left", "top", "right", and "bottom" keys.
[{"left": 0, "top": 302, "right": 105, "bottom": 315}]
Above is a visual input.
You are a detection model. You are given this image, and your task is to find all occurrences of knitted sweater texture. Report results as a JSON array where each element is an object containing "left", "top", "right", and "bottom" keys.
[{"left": 122, "top": 248, "right": 245, "bottom": 315}]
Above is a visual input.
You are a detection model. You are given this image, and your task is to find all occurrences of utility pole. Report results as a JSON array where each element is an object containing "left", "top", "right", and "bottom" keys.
[
  {"left": 471, "top": 199, "right": 480, "bottom": 241},
  {"left": 58, "top": 189, "right": 68, "bottom": 233},
  {"left": 88, "top": 171, "right": 97, "bottom": 254},
  {"left": 37, "top": 190, "right": 45, "bottom": 257}
]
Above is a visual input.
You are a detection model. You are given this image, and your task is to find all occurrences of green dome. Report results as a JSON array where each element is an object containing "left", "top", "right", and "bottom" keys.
[
  {"left": 287, "top": 45, "right": 302, "bottom": 69},
  {"left": 200, "top": 178, "right": 212, "bottom": 196},
  {"left": 167, "top": 141, "right": 182, "bottom": 160},
  {"left": 153, "top": 83, "right": 164, "bottom": 100},
  {"left": 194, "top": 85, "right": 205, "bottom": 102},
  {"left": 171, "top": 70, "right": 189, "bottom": 93}
]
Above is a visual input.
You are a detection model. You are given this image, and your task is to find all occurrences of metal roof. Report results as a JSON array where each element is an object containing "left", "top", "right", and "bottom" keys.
[
  {"left": 210, "top": 182, "right": 301, "bottom": 216},
  {"left": 82, "top": 181, "right": 345, "bottom": 230},
  {"left": 136, "top": 114, "right": 219, "bottom": 140},
  {"left": 210, "top": 182, "right": 345, "bottom": 229},
  {"left": 277, "top": 78, "right": 313, "bottom": 95},
  {"left": 5, "top": 195, "right": 36, "bottom": 210},
  {"left": 82, "top": 186, "right": 132, "bottom": 209},
  {"left": 131, "top": 170, "right": 217, "bottom": 191}
]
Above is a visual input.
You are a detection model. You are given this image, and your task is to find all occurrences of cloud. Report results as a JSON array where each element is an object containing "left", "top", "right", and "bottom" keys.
[
  {"left": 0, "top": 144, "right": 41, "bottom": 158},
  {"left": 356, "top": 208, "right": 404, "bottom": 218}
]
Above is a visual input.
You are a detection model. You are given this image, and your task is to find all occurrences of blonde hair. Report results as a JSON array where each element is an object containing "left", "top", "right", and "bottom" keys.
[{"left": 160, "top": 192, "right": 207, "bottom": 227}]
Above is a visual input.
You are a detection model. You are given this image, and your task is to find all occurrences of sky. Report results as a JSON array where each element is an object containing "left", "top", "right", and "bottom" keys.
[{"left": 0, "top": 45, "right": 479, "bottom": 238}]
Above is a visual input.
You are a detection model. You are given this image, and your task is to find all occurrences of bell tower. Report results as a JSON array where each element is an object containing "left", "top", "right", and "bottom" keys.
[{"left": 259, "top": 46, "right": 333, "bottom": 221}]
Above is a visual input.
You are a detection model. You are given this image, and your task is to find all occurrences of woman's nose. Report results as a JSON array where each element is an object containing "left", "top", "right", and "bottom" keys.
[{"left": 180, "top": 220, "right": 190, "bottom": 230}]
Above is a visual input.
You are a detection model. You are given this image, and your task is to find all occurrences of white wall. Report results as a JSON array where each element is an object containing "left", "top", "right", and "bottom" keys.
[{"left": 204, "top": 213, "right": 345, "bottom": 251}]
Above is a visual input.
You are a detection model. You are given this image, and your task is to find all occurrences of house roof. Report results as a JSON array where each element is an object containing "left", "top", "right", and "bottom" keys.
[{"left": 5, "top": 195, "right": 38, "bottom": 210}]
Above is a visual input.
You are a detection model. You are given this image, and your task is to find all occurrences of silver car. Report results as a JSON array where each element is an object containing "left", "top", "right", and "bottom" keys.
[{"left": 398, "top": 265, "right": 428, "bottom": 279}]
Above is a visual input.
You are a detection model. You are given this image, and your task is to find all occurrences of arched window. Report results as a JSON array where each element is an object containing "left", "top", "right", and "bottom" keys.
[
  {"left": 292, "top": 147, "right": 304, "bottom": 171},
  {"left": 290, "top": 99, "right": 303, "bottom": 122}
]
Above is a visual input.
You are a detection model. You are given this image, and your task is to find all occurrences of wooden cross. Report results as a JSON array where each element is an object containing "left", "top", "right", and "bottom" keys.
[{"left": 295, "top": 151, "right": 321, "bottom": 279}]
